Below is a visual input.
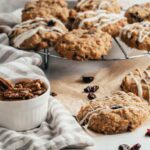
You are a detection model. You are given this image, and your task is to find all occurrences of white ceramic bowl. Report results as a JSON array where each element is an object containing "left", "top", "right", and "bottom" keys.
[{"left": 0, "top": 77, "right": 50, "bottom": 131}]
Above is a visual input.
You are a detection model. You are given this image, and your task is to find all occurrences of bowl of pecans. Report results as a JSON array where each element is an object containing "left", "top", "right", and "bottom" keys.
[{"left": 0, "top": 76, "right": 50, "bottom": 131}]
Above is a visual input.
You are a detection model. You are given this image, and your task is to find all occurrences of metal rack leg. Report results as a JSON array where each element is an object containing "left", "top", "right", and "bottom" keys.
[
  {"left": 114, "top": 38, "right": 129, "bottom": 59},
  {"left": 43, "top": 48, "right": 49, "bottom": 70}
]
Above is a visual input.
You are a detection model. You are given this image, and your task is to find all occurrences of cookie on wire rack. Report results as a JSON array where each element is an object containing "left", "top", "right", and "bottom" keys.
[
  {"left": 75, "top": 0, "right": 121, "bottom": 13},
  {"left": 125, "top": 3, "right": 150, "bottom": 24},
  {"left": 120, "top": 21, "right": 150, "bottom": 51},
  {"left": 55, "top": 28, "right": 112, "bottom": 61},
  {"left": 121, "top": 67, "right": 150, "bottom": 103},
  {"left": 9, "top": 17, "right": 68, "bottom": 51},
  {"left": 77, "top": 91, "right": 150, "bottom": 134},
  {"left": 22, "top": 0, "right": 69, "bottom": 22},
  {"left": 71, "top": 10, "right": 127, "bottom": 37}
]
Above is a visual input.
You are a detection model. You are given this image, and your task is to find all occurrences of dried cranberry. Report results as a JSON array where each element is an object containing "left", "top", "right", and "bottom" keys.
[
  {"left": 84, "top": 86, "right": 91, "bottom": 93},
  {"left": 84, "top": 85, "right": 99, "bottom": 93},
  {"left": 130, "top": 143, "right": 141, "bottom": 150},
  {"left": 51, "top": 92, "right": 57, "bottom": 97},
  {"left": 88, "top": 93, "right": 96, "bottom": 100},
  {"left": 82, "top": 76, "right": 94, "bottom": 83},
  {"left": 91, "top": 85, "right": 99, "bottom": 92},
  {"left": 145, "top": 129, "right": 150, "bottom": 137},
  {"left": 48, "top": 20, "right": 55, "bottom": 26},
  {"left": 118, "top": 144, "right": 130, "bottom": 150}
]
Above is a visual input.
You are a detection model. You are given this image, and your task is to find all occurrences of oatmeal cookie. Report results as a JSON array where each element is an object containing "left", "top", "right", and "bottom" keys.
[
  {"left": 9, "top": 17, "right": 68, "bottom": 51},
  {"left": 22, "top": 0, "right": 69, "bottom": 22},
  {"left": 120, "top": 21, "right": 150, "bottom": 51},
  {"left": 55, "top": 28, "right": 112, "bottom": 60},
  {"left": 75, "top": 0, "right": 121, "bottom": 13},
  {"left": 121, "top": 67, "right": 150, "bottom": 103},
  {"left": 125, "top": 3, "right": 150, "bottom": 24},
  {"left": 77, "top": 91, "right": 150, "bottom": 134},
  {"left": 72, "top": 10, "right": 127, "bottom": 37}
]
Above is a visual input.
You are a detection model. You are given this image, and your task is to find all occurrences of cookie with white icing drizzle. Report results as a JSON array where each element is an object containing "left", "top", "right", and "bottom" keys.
[
  {"left": 75, "top": 0, "right": 121, "bottom": 13},
  {"left": 22, "top": 0, "right": 69, "bottom": 22},
  {"left": 72, "top": 10, "right": 127, "bottom": 37},
  {"left": 55, "top": 28, "right": 112, "bottom": 61},
  {"left": 77, "top": 91, "right": 150, "bottom": 134},
  {"left": 125, "top": 3, "right": 150, "bottom": 24},
  {"left": 121, "top": 67, "right": 150, "bottom": 103},
  {"left": 120, "top": 21, "right": 150, "bottom": 51},
  {"left": 9, "top": 17, "right": 68, "bottom": 51}
]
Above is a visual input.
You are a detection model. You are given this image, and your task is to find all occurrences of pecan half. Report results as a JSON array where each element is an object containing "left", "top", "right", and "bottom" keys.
[
  {"left": 0, "top": 77, "right": 14, "bottom": 92},
  {"left": 2, "top": 88, "right": 34, "bottom": 100}
]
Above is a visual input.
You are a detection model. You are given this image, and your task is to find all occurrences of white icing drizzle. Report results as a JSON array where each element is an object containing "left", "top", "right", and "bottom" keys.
[
  {"left": 129, "top": 72, "right": 143, "bottom": 98},
  {"left": 98, "top": 1, "right": 111, "bottom": 9},
  {"left": 79, "top": 107, "right": 106, "bottom": 125},
  {"left": 128, "top": 68, "right": 150, "bottom": 102},
  {"left": 121, "top": 21, "right": 150, "bottom": 43},
  {"left": 12, "top": 17, "right": 66, "bottom": 48},
  {"left": 78, "top": 11, "right": 125, "bottom": 28},
  {"left": 79, "top": 104, "right": 127, "bottom": 127},
  {"left": 144, "top": 70, "right": 150, "bottom": 103},
  {"left": 136, "top": 68, "right": 143, "bottom": 78},
  {"left": 145, "top": 70, "right": 150, "bottom": 77},
  {"left": 77, "top": 9, "right": 106, "bottom": 17},
  {"left": 77, "top": 0, "right": 112, "bottom": 9},
  {"left": 13, "top": 18, "right": 46, "bottom": 30},
  {"left": 77, "top": 10, "right": 100, "bottom": 17}
]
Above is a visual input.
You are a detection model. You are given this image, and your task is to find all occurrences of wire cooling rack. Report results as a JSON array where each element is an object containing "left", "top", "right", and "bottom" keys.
[
  {"left": 32, "top": 1, "right": 150, "bottom": 70},
  {"left": 38, "top": 38, "right": 150, "bottom": 70}
]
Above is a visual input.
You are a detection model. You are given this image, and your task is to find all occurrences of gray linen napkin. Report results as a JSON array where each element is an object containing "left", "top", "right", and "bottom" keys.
[{"left": 0, "top": 8, "right": 93, "bottom": 150}]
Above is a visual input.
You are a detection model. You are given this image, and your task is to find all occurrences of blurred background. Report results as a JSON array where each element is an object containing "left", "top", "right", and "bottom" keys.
[{"left": 0, "top": 0, "right": 150, "bottom": 12}]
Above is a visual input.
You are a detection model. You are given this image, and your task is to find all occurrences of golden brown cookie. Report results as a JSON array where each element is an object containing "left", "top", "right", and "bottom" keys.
[
  {"left": 55, "top": 28, "right": 112, "bottom": 60},
  {"left": 121, "top": 67, "right": 150, "bottom": 103},
  {"left": 120, "top": 21, "right": 150, "bottom": 51},
  {"left": 22, "top": 0, "right": 69, "bottom": 22},
  {"left": 125, "top": 3, "right": 150, "bottom": 24},
  {"left": 75, "top": 0, "right": 121, "bottom": 13},
  {"left": 72, "top": 10, "right": 127, "bottom": 37},
  {"left": 77, "top": 91, "right": 150, "bottom": 134},
  {"left": 9, "top": 17, "right": 68, "bottom": 51}
]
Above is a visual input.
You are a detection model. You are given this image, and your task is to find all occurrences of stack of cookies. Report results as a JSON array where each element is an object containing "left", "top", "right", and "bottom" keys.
[
  {"left": 8, "top": 0, "right": 150, "bottom": 58},
  {"left": 77, "top": 66, "right": 150, "bottom": 134}
]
